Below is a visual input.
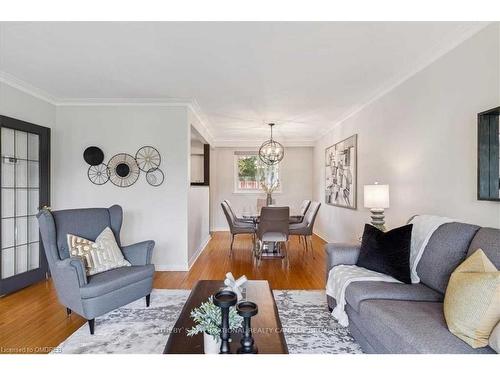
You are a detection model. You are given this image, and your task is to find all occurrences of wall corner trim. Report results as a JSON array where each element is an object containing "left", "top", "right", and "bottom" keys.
[{"left": 188, "top": 234, "right": 212, "bottom": 269}]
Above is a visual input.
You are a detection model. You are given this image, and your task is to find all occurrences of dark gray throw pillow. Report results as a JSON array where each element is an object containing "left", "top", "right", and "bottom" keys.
[{"left": 356, "top": 224, "right": 413, "bottom": 284}]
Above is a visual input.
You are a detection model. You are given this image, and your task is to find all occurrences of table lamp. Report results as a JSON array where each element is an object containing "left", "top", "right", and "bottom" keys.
[{"left": 364, "top": 182, "right": 390, "bottom": 231}]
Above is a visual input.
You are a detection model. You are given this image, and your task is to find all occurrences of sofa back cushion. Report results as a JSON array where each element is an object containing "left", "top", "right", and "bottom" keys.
[
  {"left": 416, "top": 222, "right": 479, "bottom": 294},
  {"left": 467, "top": 227, "right": 500, "bottom": 268}
]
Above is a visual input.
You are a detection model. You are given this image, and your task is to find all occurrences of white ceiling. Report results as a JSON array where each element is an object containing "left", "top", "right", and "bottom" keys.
[{"left": 0, "top": 22, "right": 487, "bottom": 145}]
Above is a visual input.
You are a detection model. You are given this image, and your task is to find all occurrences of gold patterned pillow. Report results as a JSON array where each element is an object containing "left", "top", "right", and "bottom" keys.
[
  {"left": 67, "top": 227, "right": 131, "bottom": 276},
  {"left": 443, "top": 249, "right": 500, "bottom": 348}
]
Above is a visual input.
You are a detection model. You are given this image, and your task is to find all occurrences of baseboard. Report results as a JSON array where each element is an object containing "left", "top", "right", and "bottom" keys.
[
  {"left": 211, "top": 226, "right": 229, "bottom": 232},
  {"left": 188, "top": 234, "right": 211, "bottom": 269},
  {"left": 154, "top": 264, "right": 189, "bottom": 272},
  {"left": 313, "top": 230, "right": 330, "bottom": 244}
]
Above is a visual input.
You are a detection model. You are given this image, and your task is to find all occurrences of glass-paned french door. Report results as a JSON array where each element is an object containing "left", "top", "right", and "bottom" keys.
[{"left": 0, "top": 115, "right": 50, "bottom": 295}]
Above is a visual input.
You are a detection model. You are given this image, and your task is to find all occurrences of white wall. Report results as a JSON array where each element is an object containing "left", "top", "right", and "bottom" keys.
[
  {"left": 54, "top": 105, "right": 190, "bottom": 270},
  {"left": 0, "top": 83, "right": 55, "bottom": 129},
  {"left": 188, "top": 186, "right": 210, "bottom": 266},
  {"left": 211, "top": 147, "right": 313, "bottom": 230},
  {"left": 313, "top": 24, "right": 500, "bottom": 243}
]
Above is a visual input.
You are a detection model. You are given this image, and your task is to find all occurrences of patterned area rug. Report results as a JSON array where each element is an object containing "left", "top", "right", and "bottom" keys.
[{"left": 54, "top": 289, "right": 362, "bottom": 354}]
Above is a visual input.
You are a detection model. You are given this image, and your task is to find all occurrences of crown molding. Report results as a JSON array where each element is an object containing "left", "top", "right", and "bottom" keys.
[
  {"left": 314, "top": 22, "right": 492, "bottom": 142},
  {"left": 187, "top": 99, "right": 215, "bottom": 146},
  {"left": 54, "top": 97, "right": 193, "bottom": 106},
  {"left": 0, "top": 71, "right": 58, "bottom": 105},
  {"left": 213, "top": 139, "right": 315, "bottom": 148},
  {"left": 0, "top": 70, "right": 216, "bottom": 144}
]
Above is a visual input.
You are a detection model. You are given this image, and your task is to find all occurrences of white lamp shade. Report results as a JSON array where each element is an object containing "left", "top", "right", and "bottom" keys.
[{"left": 364, "top": 184, "right": 390, "bottom": 209}]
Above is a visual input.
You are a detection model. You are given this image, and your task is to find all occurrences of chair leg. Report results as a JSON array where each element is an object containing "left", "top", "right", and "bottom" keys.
[
  {"left": 229, "top": 234, "right": 235, "bottom": 257},
  {"left": 146, "top": 294, "right": 151, "bottom": 307},
  {"left": 308, "top": 235, "right": 315, "bottom": 259},
  {"left": 257, "top": 240, "right": 263, "bottom": 265},
  {"left": 88, "top": 319, "right": 95, "bottom": 335},
  {"left": 304, "top": 236, "right": 309, "bottom": 253},
  {"left": 283, "top": 241, "right": 290, "bottom": 267},
  {"left": 66, "top": 307, "right": 72, "bottom": 316}
]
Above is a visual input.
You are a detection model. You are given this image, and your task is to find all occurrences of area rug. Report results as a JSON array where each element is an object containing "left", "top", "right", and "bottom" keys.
[{"left": 53, "top": 289, "right": 362, "bottom": 354}]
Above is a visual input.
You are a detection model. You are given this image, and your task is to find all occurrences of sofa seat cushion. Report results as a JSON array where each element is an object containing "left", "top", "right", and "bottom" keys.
[
  {"left": 80, "top": 265, "right": 154, "bottom": 299},
  {"left": 346, "top": 281, "right": 443, "bottom": 312},
  {"left": 357, "top": 300, "right": 495, "bottom": 354}
]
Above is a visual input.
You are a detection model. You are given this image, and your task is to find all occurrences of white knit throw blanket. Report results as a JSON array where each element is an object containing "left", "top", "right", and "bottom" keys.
[
  {"left": 408, "top": 215, "right": 453, "bottom": 283},
  {"left": 326, "top": 265, "right": 400, "bottom": 327},
  {"left": 326, "top": 215, "right": 453, "bottom": 326}
]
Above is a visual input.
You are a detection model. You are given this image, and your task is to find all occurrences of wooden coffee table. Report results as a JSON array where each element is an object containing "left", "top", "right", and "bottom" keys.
[{"left": 163, "top": 280, "right": 288, "bottom": 354}]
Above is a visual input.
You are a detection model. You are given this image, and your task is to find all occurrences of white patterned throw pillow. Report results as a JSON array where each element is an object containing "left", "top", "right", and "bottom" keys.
[{"left": 67, "top": 227, "right": 131, "bottom": 276}]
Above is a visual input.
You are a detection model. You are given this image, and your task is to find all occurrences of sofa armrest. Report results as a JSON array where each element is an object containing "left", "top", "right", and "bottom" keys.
[
  {"left": 56, "top": 257, "right": 88, "bottom": 287},
  {"left": 121, "top": 240, "right": 155, "bottom": 266},
  {"left": 325, "top": 243, "right": 361, "bottom": 273}
]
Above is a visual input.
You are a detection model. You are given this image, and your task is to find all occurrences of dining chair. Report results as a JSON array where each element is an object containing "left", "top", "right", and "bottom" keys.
[
  {"left": 221, "top": 202, "right": 255, "bottom": 257},
  {"left": 256, "top": 198, "right": 276, "bottom": 214},
  {"left": 289, "top": 201, "right": 321, "bottom": 256},
  {"left": 299, "top": 200, "right": 311, "bottom": 217},
  {"left": 255, "top": 206, "right": 290, "bottom": 263},
  {"left": 223, "top": 200, "right": 255, "bottom": 225},
  {"left": 295, "top": 200, "right": 311, "bottom": 246}
]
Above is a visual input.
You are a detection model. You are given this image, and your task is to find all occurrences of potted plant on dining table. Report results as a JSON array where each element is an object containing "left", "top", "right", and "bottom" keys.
[{"left": 260, "top": 164, "right": 280, "bottom": 206}]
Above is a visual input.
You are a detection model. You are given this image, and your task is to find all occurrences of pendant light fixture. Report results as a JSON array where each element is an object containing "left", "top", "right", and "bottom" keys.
[{"left": 258, "top": 123, "right": 284, "bottom": 165}]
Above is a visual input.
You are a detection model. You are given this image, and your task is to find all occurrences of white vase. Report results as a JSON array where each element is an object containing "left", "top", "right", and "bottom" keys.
[{"left": 203, "top": 332, "right": 220, "bottom": 354}]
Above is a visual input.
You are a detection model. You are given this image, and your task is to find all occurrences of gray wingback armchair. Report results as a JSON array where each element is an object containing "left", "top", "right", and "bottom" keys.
[{"left": 37, "top": 205, "right": 155, "bottom": 334}]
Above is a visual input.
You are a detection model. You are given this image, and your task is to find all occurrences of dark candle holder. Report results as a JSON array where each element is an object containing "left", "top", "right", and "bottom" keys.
[
  {"left": 236, "top": 301, "right": 258, "bottom": 354},
  {"left": 213, "top": 290, "right": 238, "bottom": 354}
]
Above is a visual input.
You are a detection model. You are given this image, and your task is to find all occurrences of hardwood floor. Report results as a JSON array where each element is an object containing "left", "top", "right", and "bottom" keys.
[{"left": 0, "top": 232, "right": 326, "bottom": 353}]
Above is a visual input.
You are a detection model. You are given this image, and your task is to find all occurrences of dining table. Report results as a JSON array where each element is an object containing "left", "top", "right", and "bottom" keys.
[{"left": 242, "top": 209, "right": 304, "bottom": 258}]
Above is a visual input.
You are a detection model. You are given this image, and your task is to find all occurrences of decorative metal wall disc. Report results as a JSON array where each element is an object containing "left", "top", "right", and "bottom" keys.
[
  {"left": 83, "top": 146, "right": 105, "bottom": 166},
  {"left": 135, "top": 146, "right": 161, "bottom": 172},
  {"left": 146, "top": 168, "right": 165, "bottom": 187},
  {"left": 87, "top": 164, "right": 109, "bottom": 185},
  {"left": 107, "top": 153, "right": 140, "bottom": 187}
]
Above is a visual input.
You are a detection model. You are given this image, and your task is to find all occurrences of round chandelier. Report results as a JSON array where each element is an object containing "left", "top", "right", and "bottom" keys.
[{"left": 259, "top": 123, "right": 284, "bottom": 165}]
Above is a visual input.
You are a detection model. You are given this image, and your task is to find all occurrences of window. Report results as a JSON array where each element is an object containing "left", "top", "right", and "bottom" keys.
[{"left": 234, "top": 152, "right": 280, "bottom": 193}]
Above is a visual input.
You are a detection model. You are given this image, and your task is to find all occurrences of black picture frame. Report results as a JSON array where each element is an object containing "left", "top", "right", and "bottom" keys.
[{"left": 477, "top": 107, "right": 500, "bottom": 202}]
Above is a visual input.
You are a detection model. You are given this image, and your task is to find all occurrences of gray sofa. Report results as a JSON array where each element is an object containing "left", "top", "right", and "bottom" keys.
[
  {"left": 37, "top": 205, "right": 155, "bottom": 334},
  {"left": 325, "top": 221, "right": 499, "bottom": 354}
]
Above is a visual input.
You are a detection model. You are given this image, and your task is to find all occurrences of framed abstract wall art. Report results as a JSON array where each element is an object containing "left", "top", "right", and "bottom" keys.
[{"left": 325, "top": 134, "right": 357, "bottom": 209}]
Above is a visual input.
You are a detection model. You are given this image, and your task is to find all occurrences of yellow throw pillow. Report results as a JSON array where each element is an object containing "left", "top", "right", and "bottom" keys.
[{"left": 444, "top": 249, "right": 500, "bottom": 348}]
